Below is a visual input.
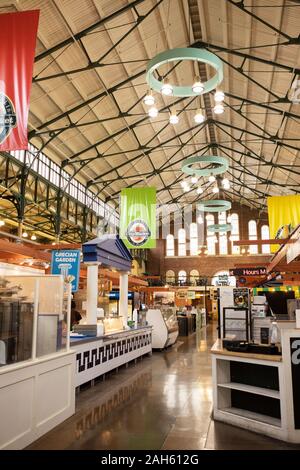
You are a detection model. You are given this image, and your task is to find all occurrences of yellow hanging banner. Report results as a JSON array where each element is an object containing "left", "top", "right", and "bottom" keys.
[{"left": 267, "top": 195, "right": 300, "bottom": 253}]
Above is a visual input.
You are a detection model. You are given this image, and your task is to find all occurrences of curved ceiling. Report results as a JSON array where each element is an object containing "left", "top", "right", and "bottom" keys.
[{"left": 3, "top": 0, "right": 300, "bottom": 211}]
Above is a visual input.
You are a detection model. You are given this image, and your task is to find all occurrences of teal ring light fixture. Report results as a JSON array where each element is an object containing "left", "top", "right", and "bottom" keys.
[
  {"left": 198, "top": 200, "right": 232, "bottom": 213},
  {"left": 146, "top": 48, "right": 223, "bottom": 97},
  {"left": 207, "top": 223, "right": 232, "bottom": 233},
  {"left": 182, "top": 155, "right": 229, "bottom": 176}
]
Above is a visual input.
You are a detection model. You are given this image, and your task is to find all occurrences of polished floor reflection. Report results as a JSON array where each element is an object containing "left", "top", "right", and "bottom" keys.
[{"left": 28, "top": 324, "right": 300, "bottom": 450}]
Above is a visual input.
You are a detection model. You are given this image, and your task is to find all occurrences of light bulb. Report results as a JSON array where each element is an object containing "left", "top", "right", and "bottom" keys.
[
  {"left": 208, "top": 174, "right": 216, "bottom": 183},
  {"left": 214, "top": 90, "right": 225, "bottom": 102},
  {"left": 144, "top": 92, "right": 155, "bottom": 106},
  {"left": 181, "top": 180, "right": 188, "bottom": 188},
  {"left": 169, "top": 112, "right": 179, "bottom": 124},
  {"left": 213, "top": 186, "right": 219, "bottom": 194},
  {"left": 22, "top": 231, "right": 28, "bottom": 238},
  {"left": 194, "top": 109, "right": 205, "bottom": 124},
  {"left": 183, "top": 185, "right": 190, "bottom": 192},
  {"left": 31, "top": 234, "right": 37, "bottom": 241},
  {"left": 52, "top": 241, "right": 56, "bottom": 246},
  {"left": 161, "top": 79, "right": 173, "bottom": 96},
  {"left": 197, "top": 215, "right": 203, "bottom": 224},
  {"left": 0, "top": 219, "right": 5, "bottom": 227},
  {"left": 196, "top": 187, "right": 203, "bottom": 194},
  {"left": 213, "top": 103, "right": 225, "bottom": 114},
  {"left": 191, "top": 176, "right": 198, "bottom": 184},
  {"left": 192, "top": 76, "right": 204, "bottom": 94},
  {"left": 148, "top": 106, "right": 158, "bottom": 118}
]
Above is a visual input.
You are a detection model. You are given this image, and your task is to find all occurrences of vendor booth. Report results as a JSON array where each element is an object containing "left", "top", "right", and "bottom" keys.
[{"left": 71, "top": 235, "right": 152, "bottom": 388}]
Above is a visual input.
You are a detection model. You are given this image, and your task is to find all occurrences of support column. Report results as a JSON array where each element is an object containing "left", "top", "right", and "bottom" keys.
[
  {"left": 86, "top": 263, "right": 99, "bottom": 324},
  {"left": 119, "top": 271, "right": 129, "bottom": 328}
]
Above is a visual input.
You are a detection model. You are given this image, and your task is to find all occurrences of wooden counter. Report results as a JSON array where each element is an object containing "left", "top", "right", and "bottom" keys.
[{"left": 211, "top": 339, "right": 282, "bottom": 362}]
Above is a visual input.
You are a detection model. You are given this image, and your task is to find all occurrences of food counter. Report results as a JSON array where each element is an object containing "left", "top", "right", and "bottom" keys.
[
  {"left": 71, "top": 326, "right": 152, "bottom": 387},
  {"left": 211, "top": 327, "right": 300, "bottom": 443}
]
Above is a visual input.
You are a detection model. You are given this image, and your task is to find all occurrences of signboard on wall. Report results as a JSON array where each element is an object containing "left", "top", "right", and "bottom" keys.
[
  {"left": 51, "top": 249, "right": 81, "bottom": 292},
  {"left": 229, "top": 267, "right": 267, "bottom": 277}
]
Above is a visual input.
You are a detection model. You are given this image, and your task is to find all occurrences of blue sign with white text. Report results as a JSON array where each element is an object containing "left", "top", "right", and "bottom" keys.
[{"left": 51, "top": 249, "right": 81, "bottom": 292}]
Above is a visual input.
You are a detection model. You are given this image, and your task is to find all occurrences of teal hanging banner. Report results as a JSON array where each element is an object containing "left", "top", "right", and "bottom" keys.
[{"left": 120, "top": 187, "right": 156, "bottom": 249}]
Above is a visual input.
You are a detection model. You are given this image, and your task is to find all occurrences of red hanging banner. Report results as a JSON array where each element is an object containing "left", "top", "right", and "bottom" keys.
[{"left": 0, "top": 10, "right": 39, "bottom": 151}]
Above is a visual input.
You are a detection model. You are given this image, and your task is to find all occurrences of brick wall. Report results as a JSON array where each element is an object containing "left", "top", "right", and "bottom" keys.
[{"left": 147, "top": 203, "right": 271, "bottom": 279}]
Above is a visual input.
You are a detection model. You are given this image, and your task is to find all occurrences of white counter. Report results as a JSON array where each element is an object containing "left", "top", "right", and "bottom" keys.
[
  {"left": 72, "top": 326, "right": 152, "bottom": 387},
  {"left": 211, "top": 328, "right": 300, "bottom": 443}
]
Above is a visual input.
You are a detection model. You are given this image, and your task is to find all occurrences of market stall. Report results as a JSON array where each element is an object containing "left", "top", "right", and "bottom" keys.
[{"left": 71, "top": 235, "right": 152, "bottom": 388}]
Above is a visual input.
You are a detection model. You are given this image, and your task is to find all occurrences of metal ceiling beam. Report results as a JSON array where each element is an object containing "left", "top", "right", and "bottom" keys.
[{"left": 35, "top": 0, "right": 147, "bottom": 62}]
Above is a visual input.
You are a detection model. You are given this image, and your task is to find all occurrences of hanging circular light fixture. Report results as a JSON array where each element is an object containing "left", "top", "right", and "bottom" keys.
[
  {"left": 196, "top": 187, "right": 203, "bottom": 194},
  {"left": 183, "top": 184, "right": 190, "bottom": 192},
  {"left": 191, "top": 175, "right": 198, "bottom": 184},
  {"left": 144, "top": 91, "right": 155, "bottom": 106},
  {"left": 194, "top": 109, "right": 205, "bottom": 124},
  {"left": 212, "top": 186, "right": 219, "bottom": 194},
  {"left": 208, "top": 174, "right": 216, "bottom": 183},
  {"left": 207, "top": 223, "right": 232, "bottom": 233},
  {"left": 182, "top": 155, "right": 229, "bottom": 177},
  {"left": 146, "top": 48, "right": 223, "bottom": 97},
  {"left": 0, "top": 219, "right": 5, "bottom": 227},
  {"left": 31, "top": 234, "right": 37, "bottom": 241},
  {"left": 148, "top": 106, "right": 158, "bottom": 118},
  {"left": 22, "top": 231, "right": 28, "bottom": 238},
  {"left": 198, "top": 200, "right": 232, "bottom": 213},
  {"left": 222, "top": 177, "right": 230, "bottom": 189}
]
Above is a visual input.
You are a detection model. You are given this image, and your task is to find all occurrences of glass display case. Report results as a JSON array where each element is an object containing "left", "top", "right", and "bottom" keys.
[
  {"left": 161, "top": 307, "right": 178, "bottom": 331},
  {"left": 0, "top": 275, "right": 71, "bottom": 367}
]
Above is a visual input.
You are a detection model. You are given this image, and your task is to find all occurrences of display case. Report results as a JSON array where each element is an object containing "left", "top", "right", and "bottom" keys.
[
  {"left": 0, "top": 275, "right": 70, "bottom": 367},
  {"left": 146, "top": 308, "right": 179, "bottom": 349}
]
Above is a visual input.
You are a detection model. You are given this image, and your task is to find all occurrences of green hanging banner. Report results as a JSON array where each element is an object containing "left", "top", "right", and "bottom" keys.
[{"left": 120, "top": 187, "right": 156, "bottom": 249}]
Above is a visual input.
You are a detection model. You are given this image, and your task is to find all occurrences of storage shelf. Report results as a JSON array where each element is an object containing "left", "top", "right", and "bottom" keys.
[
  {"left": 221, "top": 407, "right": 281, "bottom": 428},
  {"left": 218, "top": 382, "right": 280, "bottom": 399}
]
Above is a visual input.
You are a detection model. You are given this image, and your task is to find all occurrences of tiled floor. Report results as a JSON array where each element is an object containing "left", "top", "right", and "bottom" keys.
[{"left": 27, "top": 324, "right": 300, "bottom": 450}]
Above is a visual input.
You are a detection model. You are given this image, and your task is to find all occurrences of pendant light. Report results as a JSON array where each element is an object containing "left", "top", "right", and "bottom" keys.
[
  {"left": 161, "top": 78, "right": 173, "bottom": 96},
  {"left": 183, "top": 184, "right": 190, "bottom": 192},
  {"left": 194, "top": 109, "right": 205, "bottom": 124},
  {"left": 212, "top": 186, "right": 219, "bottom": 194},
  {"left": 214, "top": 90, "right": 225, "bottom": 102},
  {"left": 208, "top": 174, "right": 216, "bottom": 183},
  {"left": 148, "top": 106, "right": 158, "bottom": 118},
  {"left": 196, "top": 187, "right": 203, "bottom": 194},
  {"left": 0, "top": 219, "right": 5, "bottom": 227},
  {"left": 144, "top": 91, "right": 155, "bottom": 106},
  {"left": 31, "top": 234, "right": 37, "bottom": 241},
  {"left": 222, "top": 177, "right": 230, "bottom": 189},
  {"left": 169, "top": 110, "right": 179, "bottom": 124},
  {"left": 192, "top": 76, "right": 204, "bottom": 94},
  {"left": 191, "top": 175, "right": 198, "bottom": 184},
  {"left": 22, "top": 231, "right": 28, "bottom": 238},
  {"left": 213, "top": 103, "right": 224, "bottom": 114}
]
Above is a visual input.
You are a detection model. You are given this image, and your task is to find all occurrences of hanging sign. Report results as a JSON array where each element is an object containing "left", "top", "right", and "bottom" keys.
[
  {"left": 229, "top": 267, "right": 267, "bottom": 277},
  {"left": 0, "top": 10, "right": 39, "bottom": 151},
  {"left": 51, "top": 250, "right": 81, "bottom": 292},
  {"left": 187, "top": 291, "right": 196, "bottom": 300},
  {"left": 268, "top": 195, "right": 300, "bottom": 253},
  {"left": 120, "top": 187, "right": 156, "bottom": 249}
]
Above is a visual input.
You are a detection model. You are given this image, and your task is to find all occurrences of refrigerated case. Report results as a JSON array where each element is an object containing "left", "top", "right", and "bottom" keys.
[
  {"left": 0, "top": 275, "right": 69, "bottom": 366},
  {"left": 146, "top": 307, "right": 179, "bottom": 349}
]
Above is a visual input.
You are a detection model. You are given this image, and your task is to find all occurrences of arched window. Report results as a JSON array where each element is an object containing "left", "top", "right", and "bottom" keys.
[
  {"left": 261, "top": 225, "right": 270, "bottom": 254},
  {"left": 218, "top": 212, "right": 228, "bottom": 255},
  {"left": 212, "top": 270, "right": 236, "bottom": 287},
  {"left": 178, "top": 270, "right": 187, "bottom": 285},
  {"left": 248, "top": 220, "right": 258, "bottom": 254},
  {"left": 166, "top": 234, "right": 174, "bottom": 257},
  {"left": 166, "top": 270, "right": 175, "bottom": 284},
  {"left": 190, "top": 269, "right": 199, "bottom": 286},
  {"left": 190, "top": 223, "right": 198, "bottom": 256},
  {"left": 206, "top": 214, "right": 216, "bottom": 255},
  {"left": 230, "top": 213, "right": 240, "bottom": 255},
  {"left": 178, "top": 228, "right": 186, "bottom": 256}
]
